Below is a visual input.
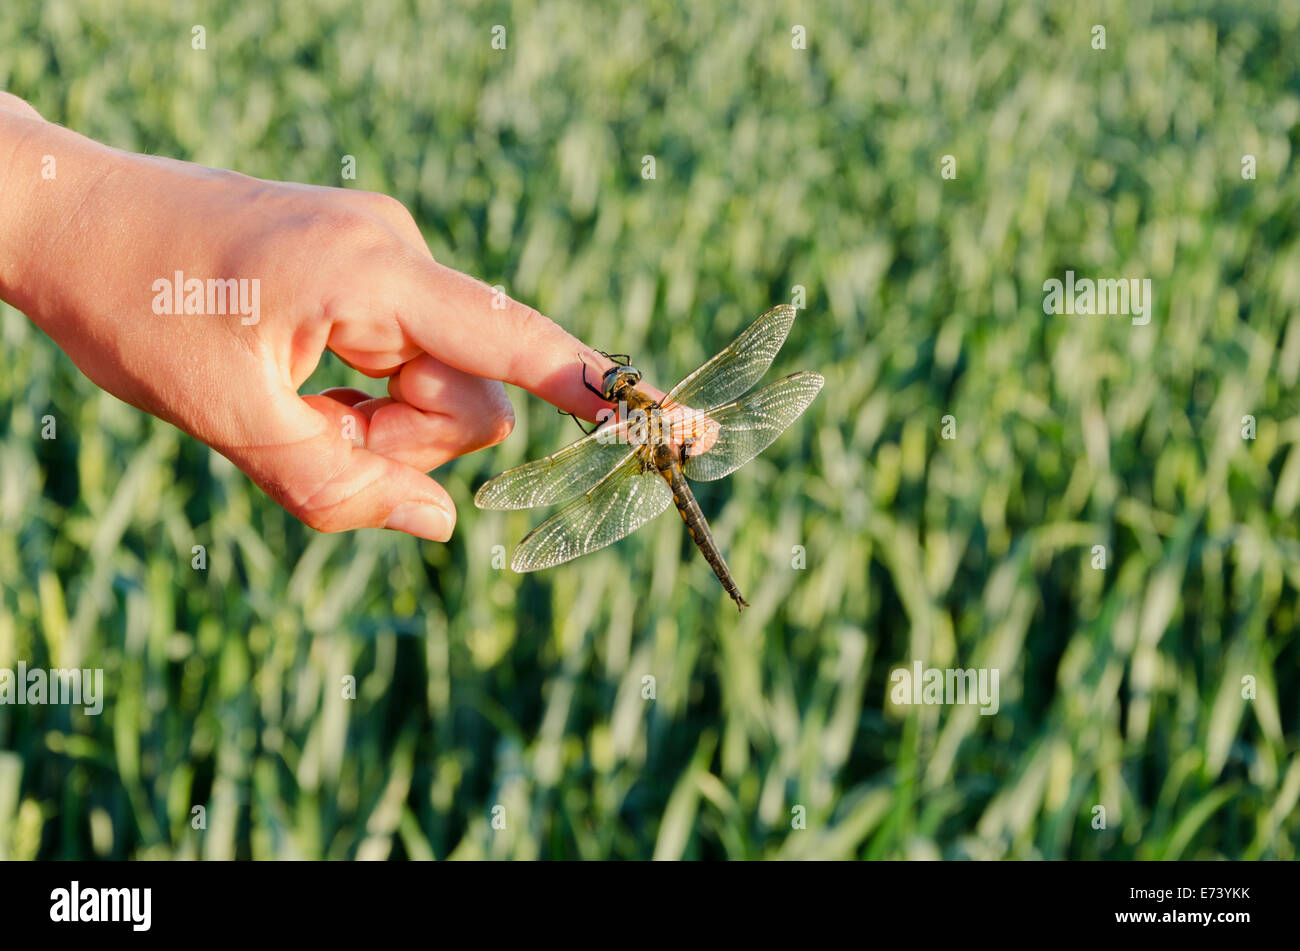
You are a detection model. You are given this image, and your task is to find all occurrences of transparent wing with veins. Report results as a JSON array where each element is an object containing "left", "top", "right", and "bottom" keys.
[
  {"left": 663, "top": 304, "right": 799, "bottom": 413},
  {"left": 473, "top": 419, "right": 636, "bottom": 510},
  {"left": 680, "top": 371, "right": 825, "bottom": 481},
  {"left": 510, "top": 451, "right": 674, "bottom": 571}
]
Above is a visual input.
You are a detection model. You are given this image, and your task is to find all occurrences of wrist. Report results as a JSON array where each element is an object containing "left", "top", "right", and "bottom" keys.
[
  {"left": 0, "top": 101, "right": 128, "bottom": 323},
  {"left": 0, "top": 102, "right": 43, "bottom": 306}
]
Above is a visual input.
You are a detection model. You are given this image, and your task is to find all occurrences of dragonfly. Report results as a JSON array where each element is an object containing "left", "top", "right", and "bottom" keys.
[{"left": 473, "top": 304, "right": 823, "bottom": 611}]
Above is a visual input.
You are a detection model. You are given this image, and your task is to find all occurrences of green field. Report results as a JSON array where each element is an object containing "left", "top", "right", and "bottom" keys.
[{"left": 1, "top": 0, "right": 1298, "bottom": 859}]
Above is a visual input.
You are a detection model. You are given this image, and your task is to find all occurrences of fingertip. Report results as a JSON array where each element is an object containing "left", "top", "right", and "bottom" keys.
[{"left": 385, "top": 495, "right": 457, "bottom": 542}]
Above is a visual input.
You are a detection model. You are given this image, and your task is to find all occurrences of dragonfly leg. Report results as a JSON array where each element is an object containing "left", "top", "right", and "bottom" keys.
[
  {"left": 557, "top": 407, "right": 597, "bottom": 435},
  {"left": 596, "top": 350, "right": 631, "bottom": 366},
  {"left": 581, "top": 362, "right": 607, "bottom": 400}
]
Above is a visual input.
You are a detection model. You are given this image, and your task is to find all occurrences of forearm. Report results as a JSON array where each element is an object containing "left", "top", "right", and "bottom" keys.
[
  {"left": 0, "top": 93, "right": 127, "bottom": 323},
  {"left": 0, "top": 95, "right": 47, "bottom": 306}
]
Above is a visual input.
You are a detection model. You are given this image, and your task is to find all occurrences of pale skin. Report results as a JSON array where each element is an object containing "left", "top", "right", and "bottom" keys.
[{"left": 0, "top": 91, "right": 664, "bottom": 542}]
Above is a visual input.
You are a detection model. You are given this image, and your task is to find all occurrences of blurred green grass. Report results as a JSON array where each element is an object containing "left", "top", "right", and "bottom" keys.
[{"left": 1, "top": 0, "right": 1299, "bottom": 859}]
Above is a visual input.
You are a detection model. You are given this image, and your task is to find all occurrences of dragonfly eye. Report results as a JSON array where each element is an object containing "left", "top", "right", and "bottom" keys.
[{"left": 602, "top": 365, "right": 641, "bottom": 401}]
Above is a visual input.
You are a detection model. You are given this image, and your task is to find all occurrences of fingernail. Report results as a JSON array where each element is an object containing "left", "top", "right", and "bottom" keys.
[{"left": 385, "top": 501, "right": 454, "bottom": 541}]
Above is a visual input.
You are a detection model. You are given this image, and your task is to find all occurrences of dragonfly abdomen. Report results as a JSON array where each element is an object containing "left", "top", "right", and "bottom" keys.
[{"left": 658, "top": 450, "right": 749, "bottom": 612}]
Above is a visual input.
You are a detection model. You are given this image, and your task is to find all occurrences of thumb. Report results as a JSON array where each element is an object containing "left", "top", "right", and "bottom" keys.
[{"left": 222, "top": 388, "right": 457, "bottom": 541}]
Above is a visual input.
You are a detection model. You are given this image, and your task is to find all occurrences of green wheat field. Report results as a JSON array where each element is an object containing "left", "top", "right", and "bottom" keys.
[{"left": 1, "top": 0, "right": 1298, "bottom": 860}]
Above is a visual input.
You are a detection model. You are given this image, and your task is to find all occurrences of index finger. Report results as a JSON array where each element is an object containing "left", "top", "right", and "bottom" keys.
[{"left": 395, "top": 259, "right": 665, "bottom": 420}]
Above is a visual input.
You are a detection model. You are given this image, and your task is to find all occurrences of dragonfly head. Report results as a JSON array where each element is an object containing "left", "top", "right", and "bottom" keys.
[{"left": 600, "top": 365, "right": 641, "bottom": 402}]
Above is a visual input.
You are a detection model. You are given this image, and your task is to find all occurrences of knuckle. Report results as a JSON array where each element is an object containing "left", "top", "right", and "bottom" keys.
[
  {"left": 304, "top": 205, "right": 392, "bottom": 257},
  {"left": 503, "top": 304, "right": 551, "bottom": 377},
  {"left": 362, "top": 190, "right": 407, "bottom": 215},
  {"left": 513, "top": 303, "right": 547, "bottom": 336},
  {"left": 294, "top": 505, "right": 338, "bottom": 533},
  {"left": 358, "top": 191, "right": 420, "bottom": 237},
  {"left": 277, "top": 461, "right": 354, "bottom": 534},
  {"left": 284, "top": 489, "right": 346, "bottom": 533}
]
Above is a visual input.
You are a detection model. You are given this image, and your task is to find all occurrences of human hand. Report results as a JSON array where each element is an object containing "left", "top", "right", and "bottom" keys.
[{"left": 0, "top": 95, "right": 661, "bottom": 541}]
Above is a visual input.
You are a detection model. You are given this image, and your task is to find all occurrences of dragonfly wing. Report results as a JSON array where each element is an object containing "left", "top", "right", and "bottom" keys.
[
  {"left": 681, "top": 371, "right": 824, "bottom": 481},
  {"left": 664, "top": 304, "right": 799, "bottom": 411},
  {"left": 473, "top": 420, "right": 634, "bottom": 510},
  {"left": 510, "top": 451, "right": 674, "bottom": 571}
]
